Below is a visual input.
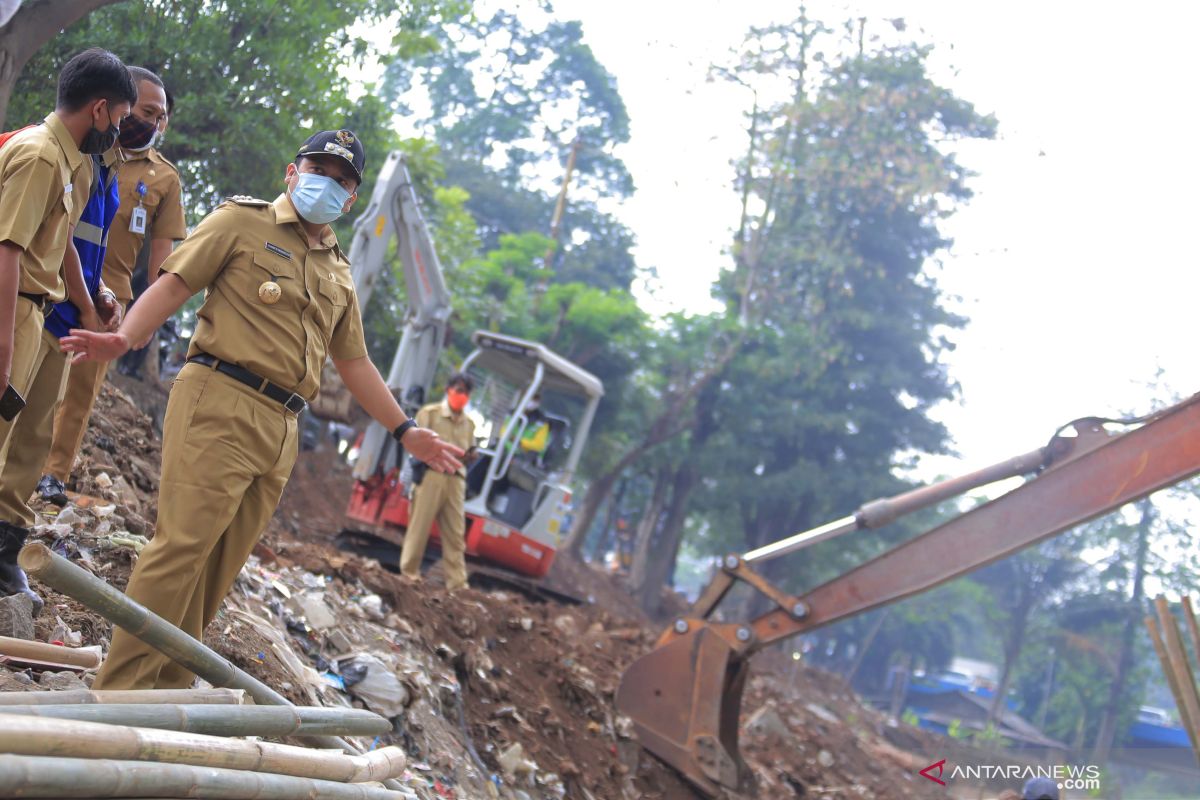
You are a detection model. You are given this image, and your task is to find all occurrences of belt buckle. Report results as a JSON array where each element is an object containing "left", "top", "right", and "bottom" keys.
[{"left": 284, "top": 393, "right": 306, "bottom": 414}]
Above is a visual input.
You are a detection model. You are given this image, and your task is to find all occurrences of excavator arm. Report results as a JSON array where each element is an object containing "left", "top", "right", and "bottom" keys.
[{"left": 616, "top": 393, "right": 1200, "bottom": 796}]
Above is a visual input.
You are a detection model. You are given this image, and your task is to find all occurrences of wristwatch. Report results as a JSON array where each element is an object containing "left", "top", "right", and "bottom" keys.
[{"left": 392, "top": 418, "right": 419, "bottom": 444}]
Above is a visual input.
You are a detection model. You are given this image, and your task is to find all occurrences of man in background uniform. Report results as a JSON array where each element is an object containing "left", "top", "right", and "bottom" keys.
[
  {"left": 64, "top": 129, "right": 463, "bottom": 690},
  {"left": 37, "top": 66, "right": 186, "bottom": 505},
  {"left": 401, "top": 373, "right": 477, "bottom": 591},
  {"left": 0, "top": 48, "right": 136, "bottom": 613},
  {"left": 117, "top": 83, "right": 178, "bottom": 380}
]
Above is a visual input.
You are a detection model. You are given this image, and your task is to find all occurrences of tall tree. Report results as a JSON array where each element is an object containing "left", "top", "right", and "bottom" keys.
[
  {"left": 385, "top": 4, "right": 638, "bottom": 292},
  {"left": 662, "top": 15, "right": 996, "bottom": 610}
]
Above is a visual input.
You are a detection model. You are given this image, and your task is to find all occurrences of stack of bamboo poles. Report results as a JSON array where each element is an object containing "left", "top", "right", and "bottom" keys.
[
  {"left": 1145, "top": 595, "right": 1200, "bottom": 767},
  {"left": 5, "top": 543, "right": 418, "bottom": 799}
]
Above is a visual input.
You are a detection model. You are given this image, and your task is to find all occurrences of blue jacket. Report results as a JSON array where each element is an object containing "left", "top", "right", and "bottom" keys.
[{"left": 45, "top": 154, "right": 120, "bottom": 338}]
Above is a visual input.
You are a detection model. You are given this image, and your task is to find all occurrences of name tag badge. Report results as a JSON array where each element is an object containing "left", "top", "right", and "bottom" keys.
[
  {"left": 129, "top": 206, "right": 147, "bottom": 235},
  {"left": 64, "top": 183, "right": 73, "bottom": 195}
]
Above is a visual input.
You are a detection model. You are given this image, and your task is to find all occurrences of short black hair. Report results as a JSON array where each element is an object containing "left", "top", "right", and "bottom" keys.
[
  {"left": 57, "top": 48, "right": 137, "bottom": 112},
  {"left": 127, "top": 66, "right": 164, "bottom": 91},
  {"left": 446, "top": 373, "right": 474, "bottom": 393},
  {"left": 164, "top": 86, "right": 175, "bottom": 116}
]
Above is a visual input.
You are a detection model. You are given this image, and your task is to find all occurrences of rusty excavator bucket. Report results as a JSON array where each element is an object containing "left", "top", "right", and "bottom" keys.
[
  {"left": 616, "top": 398, "right": 1200, "bottom": 796},
  {"left": 616, "top": 620, "right": 754, "bottom": 796}
]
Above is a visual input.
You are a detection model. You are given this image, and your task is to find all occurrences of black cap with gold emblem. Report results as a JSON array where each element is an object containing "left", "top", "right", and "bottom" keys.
[{"left": 296, "top": 129, "right": 366, "bottom": 184}]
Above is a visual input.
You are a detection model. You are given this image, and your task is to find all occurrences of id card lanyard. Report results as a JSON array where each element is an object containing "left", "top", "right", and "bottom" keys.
[{"left": 129, "top": 180, "right": 148, "bottom": 235}]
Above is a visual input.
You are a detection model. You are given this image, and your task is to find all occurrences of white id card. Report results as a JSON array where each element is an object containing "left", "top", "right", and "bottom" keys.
[{"left": 129, "top": 206, "right": 147, "bottom": 235}]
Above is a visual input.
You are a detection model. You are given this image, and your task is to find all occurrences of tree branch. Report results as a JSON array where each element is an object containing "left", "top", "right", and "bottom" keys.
[{"left": 2, "top": 0, "right": 122, "bottom": 65}]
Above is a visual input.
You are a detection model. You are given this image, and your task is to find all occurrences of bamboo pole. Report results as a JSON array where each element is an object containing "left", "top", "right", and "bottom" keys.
[
  {"left": 1145, "top": 614, "right": 1200, "bottom": 758},
  {"left": 0, "top": 715, "right": 407, "bottom": 783},
  {"left": 1154, "top": 597, "right": 1200, "bottom": 756},
  {"left": 0, "top": 703, "right": 391, "bottom": 737},
  {"left": 16, "top": 543, "right": 379, "bottom": 768},
  {"left": 0, "top": 635, "right": 101, "bottom": 669},
  {"left": 0, "top": 688, "right": 246, "bottom": 705},
  {"left": 19, "top": 544, "right": 290, "bottom": 707},
  {"left": 0, "top": 754, "right": 410, "bottom": 799}
]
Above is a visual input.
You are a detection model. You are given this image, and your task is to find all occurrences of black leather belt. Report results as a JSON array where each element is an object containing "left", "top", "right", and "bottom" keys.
[
  {"left": 187, "top": 353, "right": 307, "bottom": 414},
  {"left": 17, "top": 292, "right": 51, "bottom": 317}
]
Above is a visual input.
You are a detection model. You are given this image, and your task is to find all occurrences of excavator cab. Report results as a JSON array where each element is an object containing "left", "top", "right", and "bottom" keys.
[
  {"left": 342, "top": 330, "right": 603, "bottom": 579},
  {"left": 456, "top": 331, "right": 603, "bottom": 574}
]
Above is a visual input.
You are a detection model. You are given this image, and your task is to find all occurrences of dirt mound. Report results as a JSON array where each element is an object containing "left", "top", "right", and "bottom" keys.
[{"left": 4, "top": 381, "right": 953, "bottom": 800}]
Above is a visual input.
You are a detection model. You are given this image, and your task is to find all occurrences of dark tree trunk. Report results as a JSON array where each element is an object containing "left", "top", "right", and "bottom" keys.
[
  {"left": 634, "top": 462, "right": 698, "bottom": 616},
  {"left": 627, "top": 467, "right": 671, "bottom": 596},
  {"left": 1091, "top": 499, "right": 1154, "bottom": 764},
  {"left": 989, "top": 594, "right": 1034, "bottom": 727},
  {"left": 0, "top": 0, "right": 123, "bottom": 128}
]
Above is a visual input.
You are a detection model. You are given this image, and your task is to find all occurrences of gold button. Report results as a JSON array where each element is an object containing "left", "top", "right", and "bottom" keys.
[{"left": 258, "top": 280, "right": 281, "bottom": 304}]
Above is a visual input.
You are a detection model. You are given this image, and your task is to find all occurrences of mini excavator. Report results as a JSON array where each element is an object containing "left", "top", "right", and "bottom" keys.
[{"left": 616, "top": 394, "right": 1200, "bottom": 796}]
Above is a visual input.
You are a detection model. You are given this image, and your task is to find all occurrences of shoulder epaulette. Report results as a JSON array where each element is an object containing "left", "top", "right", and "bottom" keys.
[
  {"left": 226, "top": 195, "right": 270, "bottom": 207},
  {"left": 151, "top": 150, "right": 180, "bottom": 172}
]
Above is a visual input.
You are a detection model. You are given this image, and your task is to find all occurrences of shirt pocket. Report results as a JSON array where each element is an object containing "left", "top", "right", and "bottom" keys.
[
  {"left": 250, "top": 254, "right": 301, "bottom": 309},
  {"left": 315, "top": 275, "right": 351, "bottom": 332}
]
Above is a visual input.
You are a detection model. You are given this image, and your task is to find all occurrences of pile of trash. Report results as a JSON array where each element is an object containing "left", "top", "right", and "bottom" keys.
[{"left": 1, "top": 382, "right": 951, "bottom": 800}]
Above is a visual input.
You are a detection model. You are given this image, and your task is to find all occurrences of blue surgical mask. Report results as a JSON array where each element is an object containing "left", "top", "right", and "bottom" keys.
[{"left": 290, "top": 172, "right": 351, "bottom": 224}]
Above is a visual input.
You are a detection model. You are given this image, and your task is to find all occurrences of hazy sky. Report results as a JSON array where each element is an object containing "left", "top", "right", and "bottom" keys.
[{"left": 551, "top": 0, "right": 1200, "bottom": 478}]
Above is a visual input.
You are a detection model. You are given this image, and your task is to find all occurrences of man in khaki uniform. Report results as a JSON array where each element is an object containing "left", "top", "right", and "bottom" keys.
[
  {"left": 400, "top": 373, "right": 476, "bottom": 591},
  {"left": 0, "top": 49, "right": 137, "bottom": 612},
  {"left": 64, "top": 130, "right": 464, "bottom": 690},
  {"left": 38, "top": 66, "right": 187, "bottom": 504}
]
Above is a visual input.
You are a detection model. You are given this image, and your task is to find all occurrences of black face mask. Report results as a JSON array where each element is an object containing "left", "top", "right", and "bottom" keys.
[
  {"left": 80, "top": 120, "right": 118, "bottom": 155},
  {"left": 117, "top": 114, "right": 157, "bottom": 151}
]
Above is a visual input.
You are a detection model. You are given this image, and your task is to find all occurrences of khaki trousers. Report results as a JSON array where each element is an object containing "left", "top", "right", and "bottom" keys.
[
  {"left": 400, "top": 471, "right": 468, "bottom": 591},
  {"left": 43, "top": 301, "right": 125, "bottom": 482},
  {"left": 0, "top": 298, "right": 71, "bottom": 527},
  {"left": 94, "top": 363, "right": 298, "bottom": 690},
  {"left": 43, "top": 356, "right": 108, "bottom": 481}
]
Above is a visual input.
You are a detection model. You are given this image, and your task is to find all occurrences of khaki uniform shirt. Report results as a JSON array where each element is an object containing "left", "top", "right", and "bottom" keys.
[
  {"left": 0, "top": 113, "right": 91, "bottom": 302},
  {"left": 416, "top": 400, "right": 475, "bottom": 477},
  {"left": 163, "top": 194, "right": 367, "bottom": 400},
  {"left": 104, "top": 147, "right": 187, "bottom": 301}
]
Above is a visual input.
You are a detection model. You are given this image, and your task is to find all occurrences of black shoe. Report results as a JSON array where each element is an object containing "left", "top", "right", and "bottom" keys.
[
  {"left": 0, "top": 522, "right": 43, "bottom": 616},
  {"left": 36, "top": 474, "right": 68, "bottom": 507}
]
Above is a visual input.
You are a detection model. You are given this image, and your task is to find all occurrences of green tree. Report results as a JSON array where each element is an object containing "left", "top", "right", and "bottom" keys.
[
  {"left": 10, "top": 0, "right": 468, "bottom": 217},
  {"left": 385, "top": 4, "right": 638, "bottom": 291},
  {"left": 620, "top": 14, "right": 995, "bottom": 620}
]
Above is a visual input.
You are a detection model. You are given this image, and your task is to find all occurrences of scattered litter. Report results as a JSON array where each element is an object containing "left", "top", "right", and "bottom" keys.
[{"left": 341, "top": 653, "right": 409, "bottom": 717}]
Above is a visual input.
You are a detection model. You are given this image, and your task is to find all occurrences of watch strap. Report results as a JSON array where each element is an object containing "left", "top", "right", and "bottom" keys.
[{"left": 392, "top": 418, "right": 419, "bottom": 443}]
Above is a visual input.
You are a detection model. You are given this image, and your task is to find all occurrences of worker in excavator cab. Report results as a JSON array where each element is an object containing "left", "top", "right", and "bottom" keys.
[
  {"left": 62, "top": 129, "right": 464, "bottom": 690},
  {"left": 400, "top": 373, "right": 477, "bottom": 591},
  {"left": 501, "top": 392, "right": 551, "bottom": 466}
]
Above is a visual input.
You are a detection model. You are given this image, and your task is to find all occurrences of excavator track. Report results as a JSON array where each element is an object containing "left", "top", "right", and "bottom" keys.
[{"left": 333, "top": 529, "right": 583, "bottom": 606}]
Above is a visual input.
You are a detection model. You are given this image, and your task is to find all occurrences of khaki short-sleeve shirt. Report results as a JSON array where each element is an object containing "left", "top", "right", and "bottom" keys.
[
  {"left": 416, "top": 401, "right": 475, "bottom": 477},
  {"left": 161, "top": 194, "right": 368, "bottom": 400},
  {"left": 104, "top": 147, "right": 187, "bottom": 301},
  {"left": 0, "top": 114, "right": 90, "bottom": 302}
]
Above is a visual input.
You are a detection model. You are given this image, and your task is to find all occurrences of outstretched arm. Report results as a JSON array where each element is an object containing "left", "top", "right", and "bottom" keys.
[
  {"left": 333, "top": 355, "right": 464, "bottom": 474},
  {"left": 60, "top": 272, "right": 193, "bottom": 362}
]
